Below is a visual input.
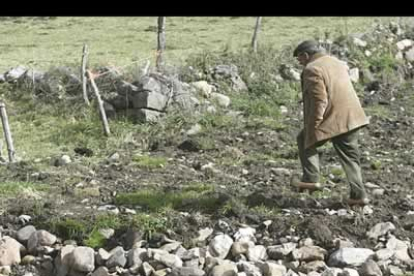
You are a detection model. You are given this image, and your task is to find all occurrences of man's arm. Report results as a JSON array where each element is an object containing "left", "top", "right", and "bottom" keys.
[{"left": 303, "top": 67, "right": 328, "bottom": 130}]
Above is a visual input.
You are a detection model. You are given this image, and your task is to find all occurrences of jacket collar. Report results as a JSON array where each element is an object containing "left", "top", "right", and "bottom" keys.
[{"left": 308, "top": 52, "right": 327, "bottom": 64}]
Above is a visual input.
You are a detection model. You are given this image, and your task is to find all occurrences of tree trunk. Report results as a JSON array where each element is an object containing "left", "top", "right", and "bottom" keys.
[
  {"left": 81, "top": 43, "right": 90, "bottom": 106},
  {"left": 251, "top": 17, "right": 262, "bottom": 53},
  {"left": 156, "top": 16, "right": 166, "bottom": 70},
  {"left": 0, "top": 102, "right": 15, "bottom": 162}
]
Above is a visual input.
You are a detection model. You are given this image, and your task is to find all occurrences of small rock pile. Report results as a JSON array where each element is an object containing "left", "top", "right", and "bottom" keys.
[{"left": 1, "top": 219, "right": 413, "bottom": 276}]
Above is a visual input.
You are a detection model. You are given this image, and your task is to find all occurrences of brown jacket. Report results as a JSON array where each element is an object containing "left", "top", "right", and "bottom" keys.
[{"left": 301, "top": 53, "right": 369, "bottom": 149}]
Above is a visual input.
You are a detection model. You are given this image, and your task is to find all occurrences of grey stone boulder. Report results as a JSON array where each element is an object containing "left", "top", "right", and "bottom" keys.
[
  {"left": 0, "top": 236, "right": 24, "bottom": 266},
  {"left": 127, "top": 247, "right": 147, "bottom": 268},
  {"left": 210, "top": 261, "right": 238, "bottom": 276},
  {"left": 71, "top": 246, "right": 95, "bottom": 272},
  {"left": 328, "top": 248, "right": 375, "bottom": 267},
  {"left": 210, "top": 92, "right": 230, "bottom": 108},
  {"left": 246, "top": 245, "right": 268, "bottom": 262},
  {"left": 404, "top": 47, "right": 414, "bottom": 62},
  {"left": 209, "top": 234, "right": 234, "bottom": 259},
  {"left": 5, "top": 66, "right": 27, "bottom": 82},
  {"left": 27, "top": 230, "right": 57, "bottom": 253},
  {"left": 292, "top": 246, "right": 327, "bottom": 262},
  {"left": 128, "top": 108, "right": 163, "bottom": 123},
  {"left": 267, "top": 243, "right": 297, "bottom": 260},
  {"left": 359, "top": 259, "right": 382, "bottom": 276},
  {"left": 171, "top": 266, "right": 205, "bottom": 276},
  {"left": 367, "top": 222, "right": 395, "bottom": 240},
  {"left": 106, "top": 246, "right": 127, "bottom": 268},
  {"left": 153, "top": 252, "right": 183, "bottom": 268},
  {"left": 17, "top": 225, "right": 36, "bottom": 243},
  {"left": 132, "top": 91, "right": 169, "bottom": 111},
  {"left": 262, "top": 262, "right": 287, "bottom": 276},
  {"left": 91, "top": 266, "right": 111, "bottom": 276}
]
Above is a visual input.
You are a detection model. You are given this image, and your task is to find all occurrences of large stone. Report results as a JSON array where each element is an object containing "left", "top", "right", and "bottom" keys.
[
  {"left": 322, "top": 268, "right": 343, "bottom": 276},
  {"left": 91, "top": 266, "right": 111, "bottom": 276},
  {"left": 328, "top": 248, "right": 374, "bottom": 267},
  {"left": 71, "top": 246, "right": 95, "bottom": 272},
  {"left": 405, "top": 47, "right": 414, "bottom": 62},
  {"left": 232, "top": 241, "right": 254, "bottom": 256},
  {"left": 27, "top": 230, "right": 57, "bottom": 253},
  {"left": 352, "top": 37, "right": 367, "bottom": 47},
  {"left": 237, "top": 260, "right": 261, "bottom": 276},
  {"left": 128, "top": 247, "right": 147, "bottom": 268},
  {"left": 96, "top": 248, "right": 111, "bottom": 266},
  {"left": 234, "top": 227, "right": 256, "bottom": 243},
  {"left": 246, "top": 245, "right": 268, "bottom": 262},
  {"left": 106, "top": 246, "right": 126, "bottom": 268},
  {"left": 396, "top": 39, "right": 413, "bottom": 50},
  {"left": 209, "top": 234, "right": 233, "bottom": 259},
  {"left": 367, "top": 222, "right": 395, "bottom": 240},
  {"left": 210, "top": 261, "right": 238, "bottom": 276},
  {"left": 172, "top": 266, "right": 205, "bottom": 276},
  {"left": 267, "top": 243, "right": 297, "bottom": 260},
  {"left": 374, "top": 249, "right": 394, "bottom": 261},
  {"left": 359, "top": 259, "right": 382, "bottom": 276},
  {"left": 154, "top": 252, "right": 183, "bottom": 268},
  {"left": 262, "top": 262, "right": 287, "bottom": 276},
  {"left": 132, "top": 91, "right": 169, "bottom": 111},
  {"left": 17, "top": 225, "right": 36, "bottom": 243},
  {"left": 342, "top": 268, "right": 360, "bottom": 276},
  {"left": 292, "top": 246, "right": 327, "bottom": 262},
  {"left": 5, "top": 66, "right": 27, "bottom": 82},
  {"left": 0, "top": 236, "right": 24, "bottom": 266},
  {"left": 191, "top": 81, "right": 214, "bottom": 97},
  {"left": 299, "top": 260, "right": 326, "bottom": 273},
  {"left": 210, "top": 92, "right": 231, "bottom": 108}
]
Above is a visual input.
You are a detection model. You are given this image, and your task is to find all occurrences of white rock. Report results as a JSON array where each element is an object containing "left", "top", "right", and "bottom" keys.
[
  {"left": 292, "top": 246, "right": 327, "bottom": 261},
  {"left": 246, "top": 245, "right": 268, "bottom": 262},
  {"left": 196, "top": 227, "right": 214, "bottom": 242},
  {"left": 342, "top": 268, "right": 359, "bottom": 276},
  {"left": 209, "top": 234, "right": 233, "bottom": 259},
  {"left": 395, "top": 52, "right": 404, "bottom": 60},
  {"left": 210, "top": 261, "right": 238, "bottom": 276},
  {"left": 96, "top": 248, "right": 111, "bottom": 266},
  {"left": 280, "top": 106, "right": 288, "bottom": 114},
  {"left": 396, "top": 39, "right": 413, "bottom": 50},
  {"left": 106, "top": 246, "right": 126, "bottom": 268},
  {"left": 387, "top": 265, "right": 403, "bottom": 275},
  {"left": 92, "top": 266, "right": 111, "bottom": 276},
  {"left": 71, "top": 246, "right": 95, "bottom": 272},
  {"left": 27, "top": 230, "right": 57, "bottom": 253},
  {"left": 234, "top": 227, "right": 256, "bottom": 243},
  {"left": 97, "top": 205, "right": 120, "bottom": 215},
  {"left": 262, "top": 262, "right": 287, "bottom": 276},
  {"left": 58, "top": 155, "right": 72, "bottom": 166},
  {"left": 154, "top": 252, "right": 183, "bottom": 268},
  {"left": 108, "top": 152, "right": 120, "bottom": 162},
  {"left": 359, "top": 259, "right": 382, "bottom": 276},
  {"left": 367, "top": 222, "right": 396, "bottom": 240},
  {"left": 363, "top": 206, "right": 373, "bottom": 215},
  {"left": 364, "top": 50, "right": 372, "bottom": 57},
  {"left": 18, "top": 215, "right": 32, "bottom": 224},
  {"left": 353, "top": 37, "right": 367, "bottom": 47},
  {"left": 405, "top": 47, "right": 414, "bottom": 62},
  {"left": 186, "top": 124, "right": 202, "bottom": 136},
  {"left": 191, "top": 81, "right": 214, "bottom": 97},
  {"left": 349, "top": 68, "right": 359, "bottom": 83},
  {"left": 322, "top": 268, "right": 342, "bottom": 276},
  {"left": 232, "top": 241, "right": 254, "bottom": 256},
  {"left": 0, "top": 236, "right": 24, "bottom": 266},
  {"left": 289, "top": 69, "right": 301, "bottom": 81},
  {"left": 210, "top": 92, "right": 231, "bottom": 108},
  {"left": 328, "top": 248, "right": 374, "bottom": 267},
  {"left": 375, "top": 248, "right": 394, "bottom": 261},
  {"left": 268, "top": 243, "right": 297, "bottom": 260},
  {"left": 237, "top": 260, "right": 261, "bottom": 276},
  {"left": 308, "top": 272, "right": 321, "bottom": 276},
  {"left": 17, "top": 225, "right": 36, "bottom": 243},
  {"left": 127, "top": 247, "right": 147, "bottom": 268}
]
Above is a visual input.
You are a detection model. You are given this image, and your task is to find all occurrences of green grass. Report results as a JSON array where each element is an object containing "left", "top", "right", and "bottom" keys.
[
  {"left": 132, "top": 154, "right": 168, "bottom": 169},
  {"left": 0, "top": 181, "right": 50, "bottom": 196},
  {"left": 0, "top": 17, "right": 398, "bottom": 72},
  {"left": 115, "top": 185, "right": 223, "bottom": 212}
]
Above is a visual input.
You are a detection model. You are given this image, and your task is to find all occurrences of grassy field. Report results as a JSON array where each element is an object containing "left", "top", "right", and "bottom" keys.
[
  {"left": 0, "top": 16, "right": 404, "bottom": 161},
  {"left": 0, "top": 16, "right": 401, "bottom": 72}
]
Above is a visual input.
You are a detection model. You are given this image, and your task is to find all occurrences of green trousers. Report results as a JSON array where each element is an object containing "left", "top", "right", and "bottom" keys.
[{"left": 297, "top": 128, "right": 366, "bottom": 199}]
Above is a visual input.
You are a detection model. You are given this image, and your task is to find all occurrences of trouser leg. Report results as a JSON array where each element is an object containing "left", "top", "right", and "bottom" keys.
[
  {"left": 297, "top": 130, "right": 320, "bottom": 183},
  {"left": 332, "top": 129, "right": 367, "bottom": 199}
]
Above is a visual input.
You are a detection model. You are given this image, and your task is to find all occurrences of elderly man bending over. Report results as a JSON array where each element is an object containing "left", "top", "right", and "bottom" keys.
[{"left": 293, "top": 40, "right": 370, "bottom": 206}]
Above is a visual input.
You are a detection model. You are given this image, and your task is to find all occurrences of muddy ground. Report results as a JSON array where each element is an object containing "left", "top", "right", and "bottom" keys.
[{"left": 1, "top": 83, "right": 414, "bottom": 256}]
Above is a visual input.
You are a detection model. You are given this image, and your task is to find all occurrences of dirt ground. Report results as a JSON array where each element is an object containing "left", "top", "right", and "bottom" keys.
[{"left": 1, "top": 83, "right": 414, "bottom": 256}]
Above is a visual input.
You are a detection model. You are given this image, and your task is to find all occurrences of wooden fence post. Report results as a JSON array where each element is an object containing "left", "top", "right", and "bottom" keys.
[
  {"left": 81, "top": 43, "right": 90, "bottom": 106},
  {"left": 0, "top": 102, "right": 15, "bottom": 162},
  {"left": 87, "top": 71, "right": 111, "bottom": 136}
]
